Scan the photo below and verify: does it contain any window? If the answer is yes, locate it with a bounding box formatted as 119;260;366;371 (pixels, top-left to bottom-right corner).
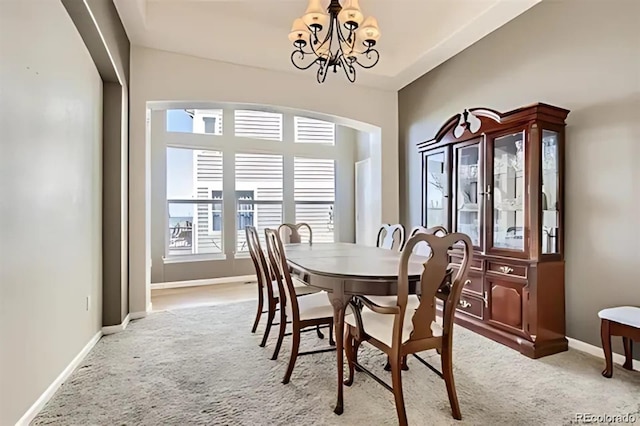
162;108;344;260
294;157;335;242
166;147;223;257
166;109;223;135
235;153;283;252
295;116;335;145
234;110;283;141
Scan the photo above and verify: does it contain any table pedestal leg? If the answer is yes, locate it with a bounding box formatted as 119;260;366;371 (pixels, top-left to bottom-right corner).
328;285;350;415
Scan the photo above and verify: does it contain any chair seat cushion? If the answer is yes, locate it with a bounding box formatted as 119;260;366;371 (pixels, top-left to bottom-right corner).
361;295;420;310
346;306;442;348
598;306;640;328
287;291;347;321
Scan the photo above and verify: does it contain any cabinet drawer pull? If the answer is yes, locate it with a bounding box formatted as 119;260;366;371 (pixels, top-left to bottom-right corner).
483;291;489;308
499;266;514;274
459;299;471;308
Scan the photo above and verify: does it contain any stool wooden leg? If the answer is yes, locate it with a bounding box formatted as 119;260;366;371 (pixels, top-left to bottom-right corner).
622;337;633;370
601;319;613;378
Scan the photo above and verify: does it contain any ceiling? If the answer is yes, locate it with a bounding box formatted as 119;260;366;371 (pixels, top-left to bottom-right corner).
113;0;541;90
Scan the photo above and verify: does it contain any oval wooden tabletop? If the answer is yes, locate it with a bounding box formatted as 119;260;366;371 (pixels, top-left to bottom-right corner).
284;242;428;280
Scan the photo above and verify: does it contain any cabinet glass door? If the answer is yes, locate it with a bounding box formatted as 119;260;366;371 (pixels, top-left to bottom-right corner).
491;131;526;251
424;150;448;229
541;130;560;254
454;142;481;246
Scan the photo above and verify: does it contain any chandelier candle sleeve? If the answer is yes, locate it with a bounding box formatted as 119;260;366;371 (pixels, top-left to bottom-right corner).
303;0;328;29
289;0;380;84
338;0;364;29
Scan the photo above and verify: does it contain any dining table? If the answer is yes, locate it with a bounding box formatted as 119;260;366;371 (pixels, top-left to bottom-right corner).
284;242;430;415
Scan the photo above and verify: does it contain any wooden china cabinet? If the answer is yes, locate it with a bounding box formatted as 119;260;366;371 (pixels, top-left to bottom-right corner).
420;103;570;359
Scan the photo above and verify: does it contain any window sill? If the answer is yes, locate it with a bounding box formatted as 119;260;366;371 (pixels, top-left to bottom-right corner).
163;254;227;264
162;252;254;264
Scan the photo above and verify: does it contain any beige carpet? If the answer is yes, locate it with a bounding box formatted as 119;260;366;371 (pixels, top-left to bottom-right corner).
34;301;639;425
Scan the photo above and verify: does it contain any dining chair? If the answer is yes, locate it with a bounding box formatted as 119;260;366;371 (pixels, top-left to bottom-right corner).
344;231;473;424
278;222;312;244
368;225;451;371
265;228;342;384
245;226;316;349
376;223;406;251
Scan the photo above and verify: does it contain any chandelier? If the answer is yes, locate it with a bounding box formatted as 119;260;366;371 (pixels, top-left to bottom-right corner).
288;0;381;84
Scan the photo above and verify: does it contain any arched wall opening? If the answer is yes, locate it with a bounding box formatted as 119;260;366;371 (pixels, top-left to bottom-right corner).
145;101;383;285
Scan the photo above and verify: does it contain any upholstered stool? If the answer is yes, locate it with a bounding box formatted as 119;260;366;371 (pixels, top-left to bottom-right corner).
598;306;640;378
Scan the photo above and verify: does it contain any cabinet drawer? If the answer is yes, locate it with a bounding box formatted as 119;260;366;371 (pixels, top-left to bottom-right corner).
463;273;483;294
450;256;483;271
448;267;483;295
456;294;484;319
487;261;527;278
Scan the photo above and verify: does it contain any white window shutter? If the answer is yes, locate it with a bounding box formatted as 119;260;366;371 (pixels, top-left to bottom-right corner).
294;157;335;242
295;116;335;144
234;110;283;141
235;153;284;250
195;150;223;182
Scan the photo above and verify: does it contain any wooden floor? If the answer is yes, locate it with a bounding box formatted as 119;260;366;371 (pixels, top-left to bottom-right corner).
151;282;258;311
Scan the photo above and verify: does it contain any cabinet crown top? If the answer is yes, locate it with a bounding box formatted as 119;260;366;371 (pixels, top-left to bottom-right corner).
417;103;570;151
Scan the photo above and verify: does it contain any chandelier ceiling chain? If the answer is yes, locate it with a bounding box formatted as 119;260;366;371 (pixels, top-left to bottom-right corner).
288;0;381;84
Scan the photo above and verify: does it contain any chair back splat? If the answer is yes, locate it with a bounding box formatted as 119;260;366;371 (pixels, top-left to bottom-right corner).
408;226;448;256
246;226;278;341
400;232;472;343
376;223;406;251
278;223;312;244
409;225;448;238
265;228;299;322
246;226;272;296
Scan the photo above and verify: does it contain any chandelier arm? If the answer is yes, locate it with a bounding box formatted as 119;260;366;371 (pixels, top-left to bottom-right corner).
308;17;334;59
316;55;331;84
334;19;356;53
292;22;328;69
338;54;357;83
352;48;380;69
291;50;322;71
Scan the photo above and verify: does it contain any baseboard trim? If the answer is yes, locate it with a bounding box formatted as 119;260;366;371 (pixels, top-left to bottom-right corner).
16;331;102;426
567;337;639;371
150;274;256;290
129;310;147;320
101;314;131;335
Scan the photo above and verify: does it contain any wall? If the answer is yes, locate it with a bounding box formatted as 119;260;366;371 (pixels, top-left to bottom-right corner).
101;81;129;325
0;0;103;424
62;0;131;326
398;0;640;357
130;47;398;311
